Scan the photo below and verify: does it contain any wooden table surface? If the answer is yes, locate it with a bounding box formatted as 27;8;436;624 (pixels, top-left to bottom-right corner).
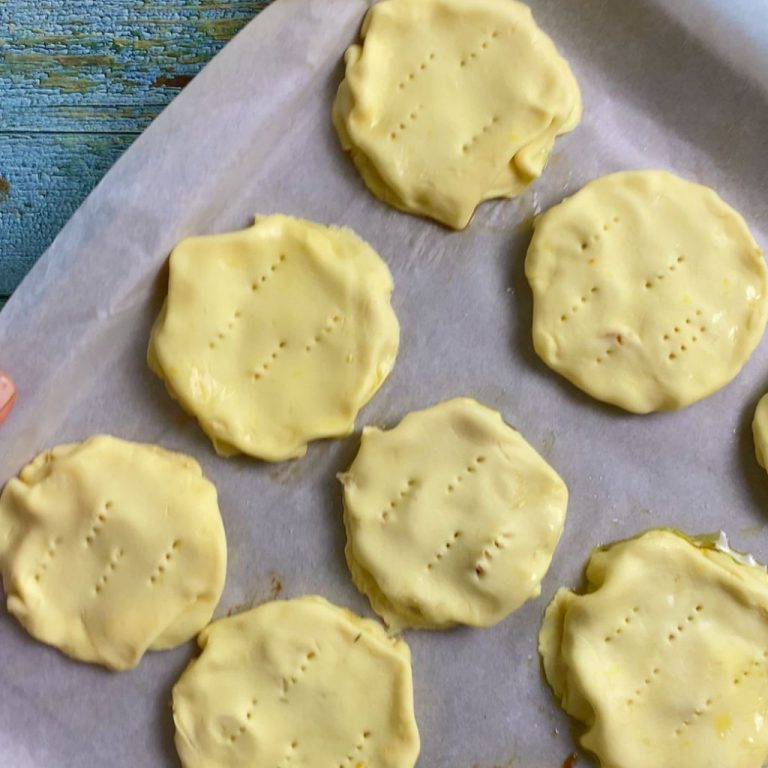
0;0;275;308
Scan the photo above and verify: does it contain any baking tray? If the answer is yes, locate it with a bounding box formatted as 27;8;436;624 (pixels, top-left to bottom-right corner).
1;0;768;765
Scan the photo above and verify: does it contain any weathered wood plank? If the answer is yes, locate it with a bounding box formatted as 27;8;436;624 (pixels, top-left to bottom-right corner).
0;0;274;306
1;0;272;114
0;132;135;298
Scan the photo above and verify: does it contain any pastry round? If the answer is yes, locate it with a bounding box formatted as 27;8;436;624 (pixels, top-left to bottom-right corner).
148;214;400;461
526;170;768;413
172;596;420;768
341;398;568;630
753;393;768;470
333;0;581;229
0;435;227;671
540;529;768;768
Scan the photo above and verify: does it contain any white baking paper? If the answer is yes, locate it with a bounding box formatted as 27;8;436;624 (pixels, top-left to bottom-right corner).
2;0;768;765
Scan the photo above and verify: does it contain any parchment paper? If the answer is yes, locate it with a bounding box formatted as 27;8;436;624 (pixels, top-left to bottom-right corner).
2;1;768;765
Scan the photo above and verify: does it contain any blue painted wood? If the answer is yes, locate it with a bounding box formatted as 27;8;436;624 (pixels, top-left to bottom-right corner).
0;0;275;308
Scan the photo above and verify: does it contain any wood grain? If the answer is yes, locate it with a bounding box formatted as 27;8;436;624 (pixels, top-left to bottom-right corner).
0;0;274;307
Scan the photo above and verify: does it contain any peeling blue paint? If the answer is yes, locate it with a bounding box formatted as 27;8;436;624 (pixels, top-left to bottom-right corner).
0;0;274;307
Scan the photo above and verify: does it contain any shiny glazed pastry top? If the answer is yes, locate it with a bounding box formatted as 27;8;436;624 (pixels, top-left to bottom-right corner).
333;0;581;228
149;214;400;461
540;528;768;768
526;170;768;413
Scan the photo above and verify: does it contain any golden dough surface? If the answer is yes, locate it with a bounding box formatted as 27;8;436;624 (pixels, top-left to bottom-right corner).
540;529;768;768
526;170;768;413
0;435;227;671
172;596;420;768
149;214;400;461
333;0;581;229
342;398;568;630
752;393;768;470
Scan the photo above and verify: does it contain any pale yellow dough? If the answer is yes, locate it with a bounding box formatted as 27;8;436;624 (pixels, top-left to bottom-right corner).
148;215;400;461
526;170;768;413
539;529;768;768
172;596;420;768
332;0;581;229
341;398;568;630
752;393;768;469
0;435;227;671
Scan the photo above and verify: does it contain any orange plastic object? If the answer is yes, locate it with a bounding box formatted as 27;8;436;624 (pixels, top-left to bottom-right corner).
0;372;15;426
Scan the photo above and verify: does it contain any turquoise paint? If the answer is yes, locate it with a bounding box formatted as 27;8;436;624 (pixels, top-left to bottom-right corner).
0;0;274;307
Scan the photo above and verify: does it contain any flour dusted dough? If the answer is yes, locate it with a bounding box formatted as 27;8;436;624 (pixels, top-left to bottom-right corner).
539;529;768;768
148;215;400;461
0;435;226;671
753;393;768;470
526;170;768;413
341;398;568;630
333;0;581;229
172;596;420;768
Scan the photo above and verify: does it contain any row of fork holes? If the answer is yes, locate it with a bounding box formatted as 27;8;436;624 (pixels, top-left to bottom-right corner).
447;455;486;493
606;604;702;645
149;540;182;584
85;500;113;546
305;315;342;352
665;310;705;360
397;52;435;90
251;254;286;292
626;665;662;706
94;548;124;594
389;105;423;141
285;649;318;690
619;605;700;708
253;342;287;380
462;116;499;154
389;35;502;149
210;255;286;351
381;479;417;522
560;287;599;323
34;536;63;581
475;532;510;577
209;311;243;349
395;27;505;86
581;217;621;250
670;651;768;737
254;313;343;380
734;650;768;686
644;256;686;289
337;730;372;768
427;531;461;570
227;699;260;743
460;30;499;67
